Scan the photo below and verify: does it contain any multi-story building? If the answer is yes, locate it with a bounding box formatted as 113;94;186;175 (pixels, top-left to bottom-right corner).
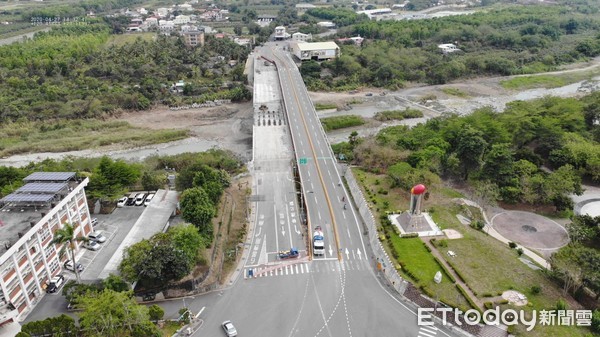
0;172;92;325
182;27;205;47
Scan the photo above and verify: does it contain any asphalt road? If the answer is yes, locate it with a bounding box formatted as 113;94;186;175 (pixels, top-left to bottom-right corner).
187;43;461;337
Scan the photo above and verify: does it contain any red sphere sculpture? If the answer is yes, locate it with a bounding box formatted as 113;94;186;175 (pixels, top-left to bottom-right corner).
411;184;426;195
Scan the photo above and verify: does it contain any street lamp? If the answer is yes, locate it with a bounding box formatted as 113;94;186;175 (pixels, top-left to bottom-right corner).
182;296;195;311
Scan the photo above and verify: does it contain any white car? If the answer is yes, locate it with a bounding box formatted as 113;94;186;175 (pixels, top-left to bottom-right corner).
64;261;84;273
144;193;155;207
221;321;237;337
117;197;127;207
46;275;65;293
84;241;100;251
134;193;146;206
88;231;107;243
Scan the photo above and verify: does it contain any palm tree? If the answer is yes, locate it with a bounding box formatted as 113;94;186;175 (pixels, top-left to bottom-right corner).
50;222;87;284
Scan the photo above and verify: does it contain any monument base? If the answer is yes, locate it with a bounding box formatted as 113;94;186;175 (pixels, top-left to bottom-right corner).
389;212;443;237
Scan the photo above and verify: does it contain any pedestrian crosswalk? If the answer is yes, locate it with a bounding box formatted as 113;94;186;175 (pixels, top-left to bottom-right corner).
417;325;438;337
244;259;369;279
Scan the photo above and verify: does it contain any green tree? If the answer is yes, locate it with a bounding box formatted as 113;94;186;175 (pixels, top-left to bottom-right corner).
300;60;321;79
77;289;160;337
50;223;87;283
180;187;216;237
21;314;77;337
119;229;201;284
170;224;205;262
87;157;141;198
141;171;163;191
148;304;165;321
481;143;515;186
103;274;130;292
454;127;488;180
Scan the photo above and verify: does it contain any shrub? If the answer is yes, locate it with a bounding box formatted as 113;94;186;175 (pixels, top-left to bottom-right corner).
148;304;164;321
401;233;419;238
456;284;481;313
320;115;365;131
509;242;517;249
555;299;568;311
471;220;485;230
484;302;494;310
436;239;448;248
517;248;524;256
592;310;600;333
433;256;457;283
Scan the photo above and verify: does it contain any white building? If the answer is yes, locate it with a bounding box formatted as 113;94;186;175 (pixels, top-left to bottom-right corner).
159;20;175;32
0;172;93;323
317;21;335;28
174;15;191;25
156;7;170;18
274;26;291;40
438;43;460;54
257;15;276;28
179;3;193;11
357;8;393;20
295;3;316;14
291;41;340;61
145;17;158;26
292;32;312;42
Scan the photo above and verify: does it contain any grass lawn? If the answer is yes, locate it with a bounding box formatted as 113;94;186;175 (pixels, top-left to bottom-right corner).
441;87;469;98
352;168;591;336
0;119;188;157
320;115;365;131
315;102;338;110
500;67;600;90
389;236;470;310
160;320;182;336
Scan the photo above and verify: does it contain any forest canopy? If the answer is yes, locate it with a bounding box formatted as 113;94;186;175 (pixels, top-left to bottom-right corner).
305;5;600;90
0;22;251;122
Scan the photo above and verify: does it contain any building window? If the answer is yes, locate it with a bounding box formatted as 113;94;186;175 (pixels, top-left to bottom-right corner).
44;245;54;258
39;226;51;242
49;260;59;274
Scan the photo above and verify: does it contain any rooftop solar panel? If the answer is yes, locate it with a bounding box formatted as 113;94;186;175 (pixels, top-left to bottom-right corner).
16;183;67;194
1;193;55;203
24;172;76;182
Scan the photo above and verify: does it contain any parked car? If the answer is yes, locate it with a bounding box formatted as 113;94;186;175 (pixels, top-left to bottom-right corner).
144;193;155;207
117;197;127;207
221;320;237;337
64;261;84;273
126;192;138;206
84;241;100;251
88;231;107;243
46;275;65;293
134;193;146;206
91;218;98;227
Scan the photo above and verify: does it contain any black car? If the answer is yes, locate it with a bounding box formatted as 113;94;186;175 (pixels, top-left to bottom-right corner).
46;275;65;293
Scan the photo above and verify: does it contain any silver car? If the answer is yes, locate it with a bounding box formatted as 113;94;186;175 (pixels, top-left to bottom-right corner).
88;231;107;243
221;320;237;337
84;241;100;251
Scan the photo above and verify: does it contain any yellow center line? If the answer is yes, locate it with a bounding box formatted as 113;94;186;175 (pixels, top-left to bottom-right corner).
273;51;343;261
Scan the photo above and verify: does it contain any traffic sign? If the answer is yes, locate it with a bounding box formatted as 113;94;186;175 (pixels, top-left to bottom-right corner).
299;158;308;165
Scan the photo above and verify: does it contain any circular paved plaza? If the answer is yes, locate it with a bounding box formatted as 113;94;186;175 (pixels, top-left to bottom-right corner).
491;211;569;250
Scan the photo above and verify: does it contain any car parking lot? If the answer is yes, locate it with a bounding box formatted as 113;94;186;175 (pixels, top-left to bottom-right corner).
24;191;176;323
77;205;145;280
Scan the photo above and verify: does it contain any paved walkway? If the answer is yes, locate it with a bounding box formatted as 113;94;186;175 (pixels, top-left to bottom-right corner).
457;199;551;270
422;238;484;311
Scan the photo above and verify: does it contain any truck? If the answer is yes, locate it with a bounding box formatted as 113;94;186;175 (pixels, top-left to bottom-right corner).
277;248;299;259
313;226;325;256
